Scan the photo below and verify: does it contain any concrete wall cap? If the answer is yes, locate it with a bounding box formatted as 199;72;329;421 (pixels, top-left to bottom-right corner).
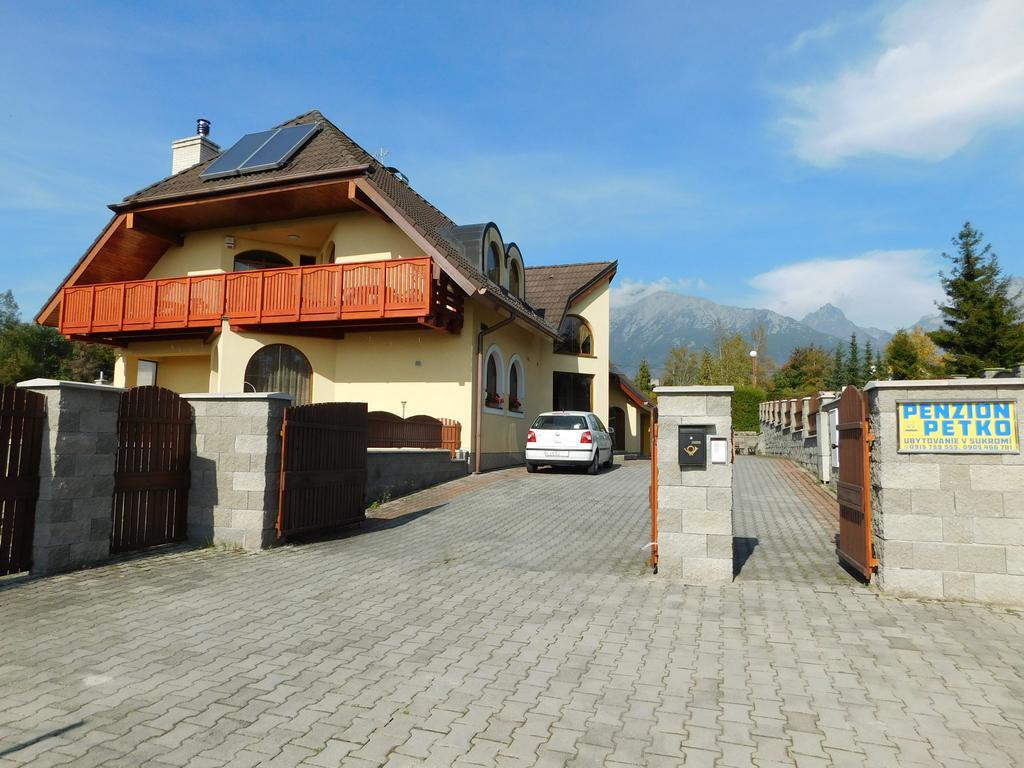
181;392;294;401
654;386;735;394
17;378;126;393
865;378;1024;391
368;447;453;454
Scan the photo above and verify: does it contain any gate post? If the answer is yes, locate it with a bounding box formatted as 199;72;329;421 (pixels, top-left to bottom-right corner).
183;392;291;550
17;379;124;575
653;386;734;584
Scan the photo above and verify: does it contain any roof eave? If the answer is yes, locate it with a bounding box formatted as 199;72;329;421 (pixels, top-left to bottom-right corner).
110;164;374;212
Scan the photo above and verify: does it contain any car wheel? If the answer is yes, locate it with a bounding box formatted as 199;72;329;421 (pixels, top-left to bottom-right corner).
604;451;614;468
526;462;537;473
587;451;600;475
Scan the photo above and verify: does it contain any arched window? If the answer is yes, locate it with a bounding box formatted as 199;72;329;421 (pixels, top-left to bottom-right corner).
485;242;501;284
508;260;522;298
483;345;504;410
554;315;594;356
244;344;311;405
233;250;292;272
508;356;525;413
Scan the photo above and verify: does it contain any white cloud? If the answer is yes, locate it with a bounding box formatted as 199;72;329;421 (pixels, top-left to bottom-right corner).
611;276;707;308
782;0;1024;165
787;19;842;54
747;249;942;329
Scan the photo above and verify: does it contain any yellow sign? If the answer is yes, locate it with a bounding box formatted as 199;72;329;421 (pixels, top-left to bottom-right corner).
897;401;1019;454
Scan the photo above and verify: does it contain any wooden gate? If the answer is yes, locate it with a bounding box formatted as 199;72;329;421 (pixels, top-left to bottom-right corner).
0;385;45;575
111;386;192;553
278;402;367;538
836;386;876;580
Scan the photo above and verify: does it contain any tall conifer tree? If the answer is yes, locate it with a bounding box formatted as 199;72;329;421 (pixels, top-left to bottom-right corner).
845;334;861;387
930;222;1024;375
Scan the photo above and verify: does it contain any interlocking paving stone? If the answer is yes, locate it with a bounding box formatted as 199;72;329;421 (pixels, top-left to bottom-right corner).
1;457;1022;766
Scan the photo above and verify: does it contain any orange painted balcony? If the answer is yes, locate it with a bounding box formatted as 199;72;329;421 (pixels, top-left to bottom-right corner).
60;258;436;337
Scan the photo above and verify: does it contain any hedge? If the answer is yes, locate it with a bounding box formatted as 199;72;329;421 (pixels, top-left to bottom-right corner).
732;385;766;432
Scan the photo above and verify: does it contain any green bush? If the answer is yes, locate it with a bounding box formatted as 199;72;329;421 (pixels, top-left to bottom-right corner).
732;385;766;432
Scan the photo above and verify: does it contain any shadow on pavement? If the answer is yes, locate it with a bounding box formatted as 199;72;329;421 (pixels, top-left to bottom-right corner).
732;536;759;577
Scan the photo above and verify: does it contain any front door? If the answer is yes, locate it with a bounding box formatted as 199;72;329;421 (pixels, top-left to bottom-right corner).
553;372;593;411
610;407;626;451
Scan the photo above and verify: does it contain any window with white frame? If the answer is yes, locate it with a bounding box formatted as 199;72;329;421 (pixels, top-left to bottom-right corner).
508;356;525;413
483;345;504;410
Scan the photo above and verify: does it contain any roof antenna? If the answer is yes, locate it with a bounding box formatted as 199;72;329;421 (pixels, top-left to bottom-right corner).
376;147;390;165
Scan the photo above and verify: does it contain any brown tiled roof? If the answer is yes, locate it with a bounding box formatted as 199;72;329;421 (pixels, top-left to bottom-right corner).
610;363;653;411
524;262;617;327
119;110;375;205
113;110;559;334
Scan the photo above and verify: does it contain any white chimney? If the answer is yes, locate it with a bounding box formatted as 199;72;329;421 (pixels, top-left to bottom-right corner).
171;118;219;174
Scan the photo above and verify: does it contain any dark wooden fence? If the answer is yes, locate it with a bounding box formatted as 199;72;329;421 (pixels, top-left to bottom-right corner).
0;385;45;575
111;386;193;553
368;411;461;457
278;402;368;538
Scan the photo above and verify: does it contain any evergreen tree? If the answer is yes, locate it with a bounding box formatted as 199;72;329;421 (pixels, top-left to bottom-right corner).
845;334;861;387
862;340;874;384
827;345;845;391
635;359;653;397
885;329;922;380
930;221;1024;375
874;350;886;380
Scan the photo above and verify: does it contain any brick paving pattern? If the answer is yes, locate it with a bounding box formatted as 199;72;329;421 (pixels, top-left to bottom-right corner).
1;457;1022;767
732;456;851;584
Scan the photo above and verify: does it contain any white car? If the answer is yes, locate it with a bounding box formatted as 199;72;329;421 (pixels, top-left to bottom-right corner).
525;411;615;474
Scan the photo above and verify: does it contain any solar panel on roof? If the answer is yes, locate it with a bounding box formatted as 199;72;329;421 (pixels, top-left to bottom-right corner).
238;123;320;173
200;130;276;180
199;122;321;180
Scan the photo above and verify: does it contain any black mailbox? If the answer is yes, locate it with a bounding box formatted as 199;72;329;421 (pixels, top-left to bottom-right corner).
678;426;708;468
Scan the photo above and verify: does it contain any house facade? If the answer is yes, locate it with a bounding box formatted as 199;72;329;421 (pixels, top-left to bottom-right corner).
38;111;651;469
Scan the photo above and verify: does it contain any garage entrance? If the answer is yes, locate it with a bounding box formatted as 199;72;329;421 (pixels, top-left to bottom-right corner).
553;372;592;411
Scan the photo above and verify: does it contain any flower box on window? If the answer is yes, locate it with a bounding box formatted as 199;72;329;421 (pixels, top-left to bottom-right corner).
509;396;522;412
485;393;504;408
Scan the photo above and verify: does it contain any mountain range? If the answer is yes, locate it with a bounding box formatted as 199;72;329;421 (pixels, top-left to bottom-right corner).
610;276;1024;376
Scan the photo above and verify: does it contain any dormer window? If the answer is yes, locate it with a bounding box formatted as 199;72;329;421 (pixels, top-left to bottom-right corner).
485;242;501;284
508;260;522;298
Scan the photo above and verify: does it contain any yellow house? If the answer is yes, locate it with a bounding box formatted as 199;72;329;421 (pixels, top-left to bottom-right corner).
38;110;650;469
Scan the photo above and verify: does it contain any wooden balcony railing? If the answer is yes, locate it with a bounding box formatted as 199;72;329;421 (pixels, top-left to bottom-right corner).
59;257;433;335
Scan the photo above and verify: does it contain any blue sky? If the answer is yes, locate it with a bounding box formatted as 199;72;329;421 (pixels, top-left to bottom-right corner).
3;0;1023;330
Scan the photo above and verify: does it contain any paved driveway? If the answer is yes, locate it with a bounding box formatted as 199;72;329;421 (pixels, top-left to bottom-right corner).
1;458;1022;767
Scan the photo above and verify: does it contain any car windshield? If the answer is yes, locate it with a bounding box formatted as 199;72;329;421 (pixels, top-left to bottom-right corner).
532;415;588;430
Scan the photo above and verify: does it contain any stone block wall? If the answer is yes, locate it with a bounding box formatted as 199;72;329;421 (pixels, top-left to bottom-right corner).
654;386;733;584
18;379;123;575
760;393;836;482
867;379;1024;605
367;449;469;504
184;393;290;550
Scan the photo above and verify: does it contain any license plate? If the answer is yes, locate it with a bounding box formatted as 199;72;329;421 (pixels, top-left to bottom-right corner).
545;451;569;458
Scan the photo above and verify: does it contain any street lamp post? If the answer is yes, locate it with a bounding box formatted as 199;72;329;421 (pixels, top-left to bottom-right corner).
749;350;758;386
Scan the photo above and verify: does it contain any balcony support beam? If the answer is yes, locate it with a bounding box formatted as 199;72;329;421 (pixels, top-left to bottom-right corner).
124;212;183;247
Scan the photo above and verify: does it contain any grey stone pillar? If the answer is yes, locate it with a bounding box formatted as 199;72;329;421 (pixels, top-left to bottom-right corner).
654;386;734;584
866;379;1024;605
183;393;290;550
18;379;124;575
